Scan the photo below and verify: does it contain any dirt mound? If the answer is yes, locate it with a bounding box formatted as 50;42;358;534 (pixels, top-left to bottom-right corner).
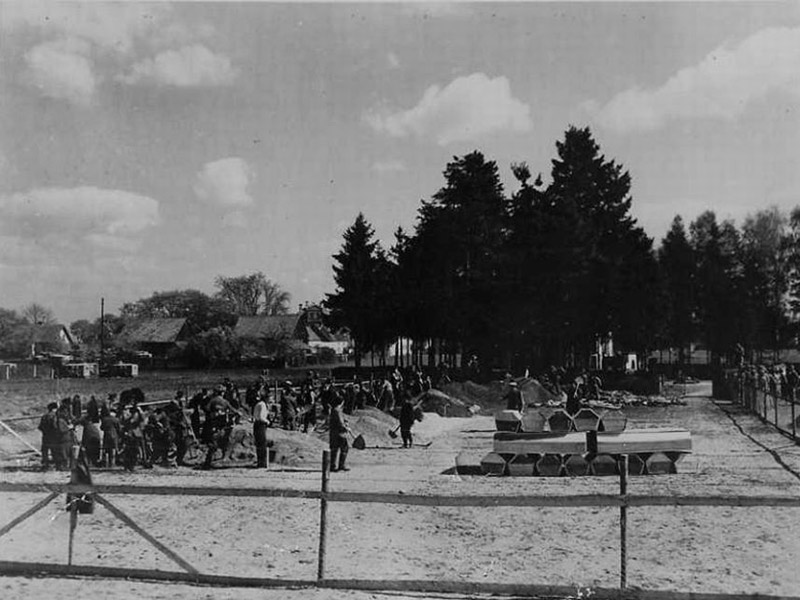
344;406;400;441
268;427;328;467
514;377;561;405
416;389;478;418
440;380;500;407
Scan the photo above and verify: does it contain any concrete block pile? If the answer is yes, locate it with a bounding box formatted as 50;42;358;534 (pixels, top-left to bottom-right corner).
481;408;691;477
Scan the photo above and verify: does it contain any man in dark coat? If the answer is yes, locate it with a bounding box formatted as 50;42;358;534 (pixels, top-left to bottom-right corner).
101;408;121;467
399;397;416;448
280;382;297;430
503;381;524;412
85;395;100;422
328;396;350;472
81;414;102;467
56;398;75;469
201;387;239;469
165;391;189;466
38;402;59;470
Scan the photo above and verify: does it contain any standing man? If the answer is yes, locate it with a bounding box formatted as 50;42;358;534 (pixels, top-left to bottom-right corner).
253;392;269;468
399;396;416;449
328;396;350;472
38;402;59;470
503;381;524;412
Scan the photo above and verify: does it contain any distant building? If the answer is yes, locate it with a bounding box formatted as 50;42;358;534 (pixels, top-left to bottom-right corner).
118;318;190;361
235;305;350;361
29;324;77;358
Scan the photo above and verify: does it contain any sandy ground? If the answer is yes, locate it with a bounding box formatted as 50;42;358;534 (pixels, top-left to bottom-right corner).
2;382;800;598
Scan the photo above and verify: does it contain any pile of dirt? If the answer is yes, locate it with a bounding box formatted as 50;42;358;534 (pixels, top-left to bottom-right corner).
309;406;431;448
268;427;327;467
439;380;500;407
416;389;479;418
518;378;562;404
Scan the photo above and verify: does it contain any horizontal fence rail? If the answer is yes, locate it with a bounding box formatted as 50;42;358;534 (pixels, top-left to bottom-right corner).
3;481;800;508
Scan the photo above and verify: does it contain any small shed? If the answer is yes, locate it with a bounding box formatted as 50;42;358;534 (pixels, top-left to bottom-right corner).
61;362;98;378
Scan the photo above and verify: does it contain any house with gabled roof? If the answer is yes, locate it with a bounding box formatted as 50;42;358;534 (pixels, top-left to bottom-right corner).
234;305;350;360
118;318;190;360
29;324;77;357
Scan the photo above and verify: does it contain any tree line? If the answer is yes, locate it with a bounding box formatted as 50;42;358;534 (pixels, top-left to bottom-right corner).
326;125;800;373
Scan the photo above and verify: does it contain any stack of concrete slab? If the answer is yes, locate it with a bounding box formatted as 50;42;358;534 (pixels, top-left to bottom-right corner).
482;407;690;476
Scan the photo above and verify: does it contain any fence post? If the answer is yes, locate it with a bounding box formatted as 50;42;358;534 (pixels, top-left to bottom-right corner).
792;390;797;442
774;391;779;429
317;450;330;582
619;454;628;594
68;502;78;566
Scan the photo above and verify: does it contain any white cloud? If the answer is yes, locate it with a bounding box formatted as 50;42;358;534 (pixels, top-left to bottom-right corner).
372;159;407;173
24;38;96;106
590;26;800;133
193;158;254;207
0;2;171;55
119;44;237;87
366;73;533;145
0;187;160;263
2;3;231;103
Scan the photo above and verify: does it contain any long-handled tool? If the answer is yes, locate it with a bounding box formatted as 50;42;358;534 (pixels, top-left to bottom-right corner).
387;396;425;439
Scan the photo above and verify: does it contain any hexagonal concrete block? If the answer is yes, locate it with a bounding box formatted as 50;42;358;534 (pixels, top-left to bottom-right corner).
665;451;688;472
480;452;508;476
645;452;675;475
590;453;619;476
627;453;647;476
495;410;523;432
536;453;564;477
548;410;574;433
598;410;627;433
563;453;591;476
572;408;601;432
508;453;538;477
522;411;546;433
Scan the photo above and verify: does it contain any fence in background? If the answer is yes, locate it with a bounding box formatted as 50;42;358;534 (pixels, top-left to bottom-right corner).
724;371;799;443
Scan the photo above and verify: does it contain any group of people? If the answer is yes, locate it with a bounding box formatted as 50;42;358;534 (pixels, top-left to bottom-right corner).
36;367;430;473
734;363;800;406
38;389;191;472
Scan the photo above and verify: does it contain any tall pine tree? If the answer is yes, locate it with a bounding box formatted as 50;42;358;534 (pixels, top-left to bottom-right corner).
325;213;382;368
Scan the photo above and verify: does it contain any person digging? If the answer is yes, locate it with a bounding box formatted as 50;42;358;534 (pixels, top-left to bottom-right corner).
327;395;351;472
398;396;416;448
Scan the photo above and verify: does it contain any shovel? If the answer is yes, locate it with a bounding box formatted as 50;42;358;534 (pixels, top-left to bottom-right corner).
388;424;400;439
351;433;366;450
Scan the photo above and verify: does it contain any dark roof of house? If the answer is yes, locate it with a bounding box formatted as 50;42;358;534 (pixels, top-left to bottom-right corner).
305;323;348;343
30;324;75;345
122;318;188;343
234;315;301;339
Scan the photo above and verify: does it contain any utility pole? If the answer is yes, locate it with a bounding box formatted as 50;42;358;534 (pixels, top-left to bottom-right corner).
99;297;105;376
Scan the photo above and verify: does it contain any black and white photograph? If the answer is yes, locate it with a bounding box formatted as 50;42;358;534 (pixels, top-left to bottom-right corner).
1;1;800;599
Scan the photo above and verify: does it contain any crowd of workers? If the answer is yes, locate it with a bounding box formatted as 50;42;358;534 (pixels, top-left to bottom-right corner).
732;363;800;404
36;366;432;474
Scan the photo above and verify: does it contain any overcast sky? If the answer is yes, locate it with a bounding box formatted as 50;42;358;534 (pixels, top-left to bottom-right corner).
2;1;799;323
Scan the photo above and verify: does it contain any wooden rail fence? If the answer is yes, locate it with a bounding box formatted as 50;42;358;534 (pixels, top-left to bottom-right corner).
1;451;800;600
